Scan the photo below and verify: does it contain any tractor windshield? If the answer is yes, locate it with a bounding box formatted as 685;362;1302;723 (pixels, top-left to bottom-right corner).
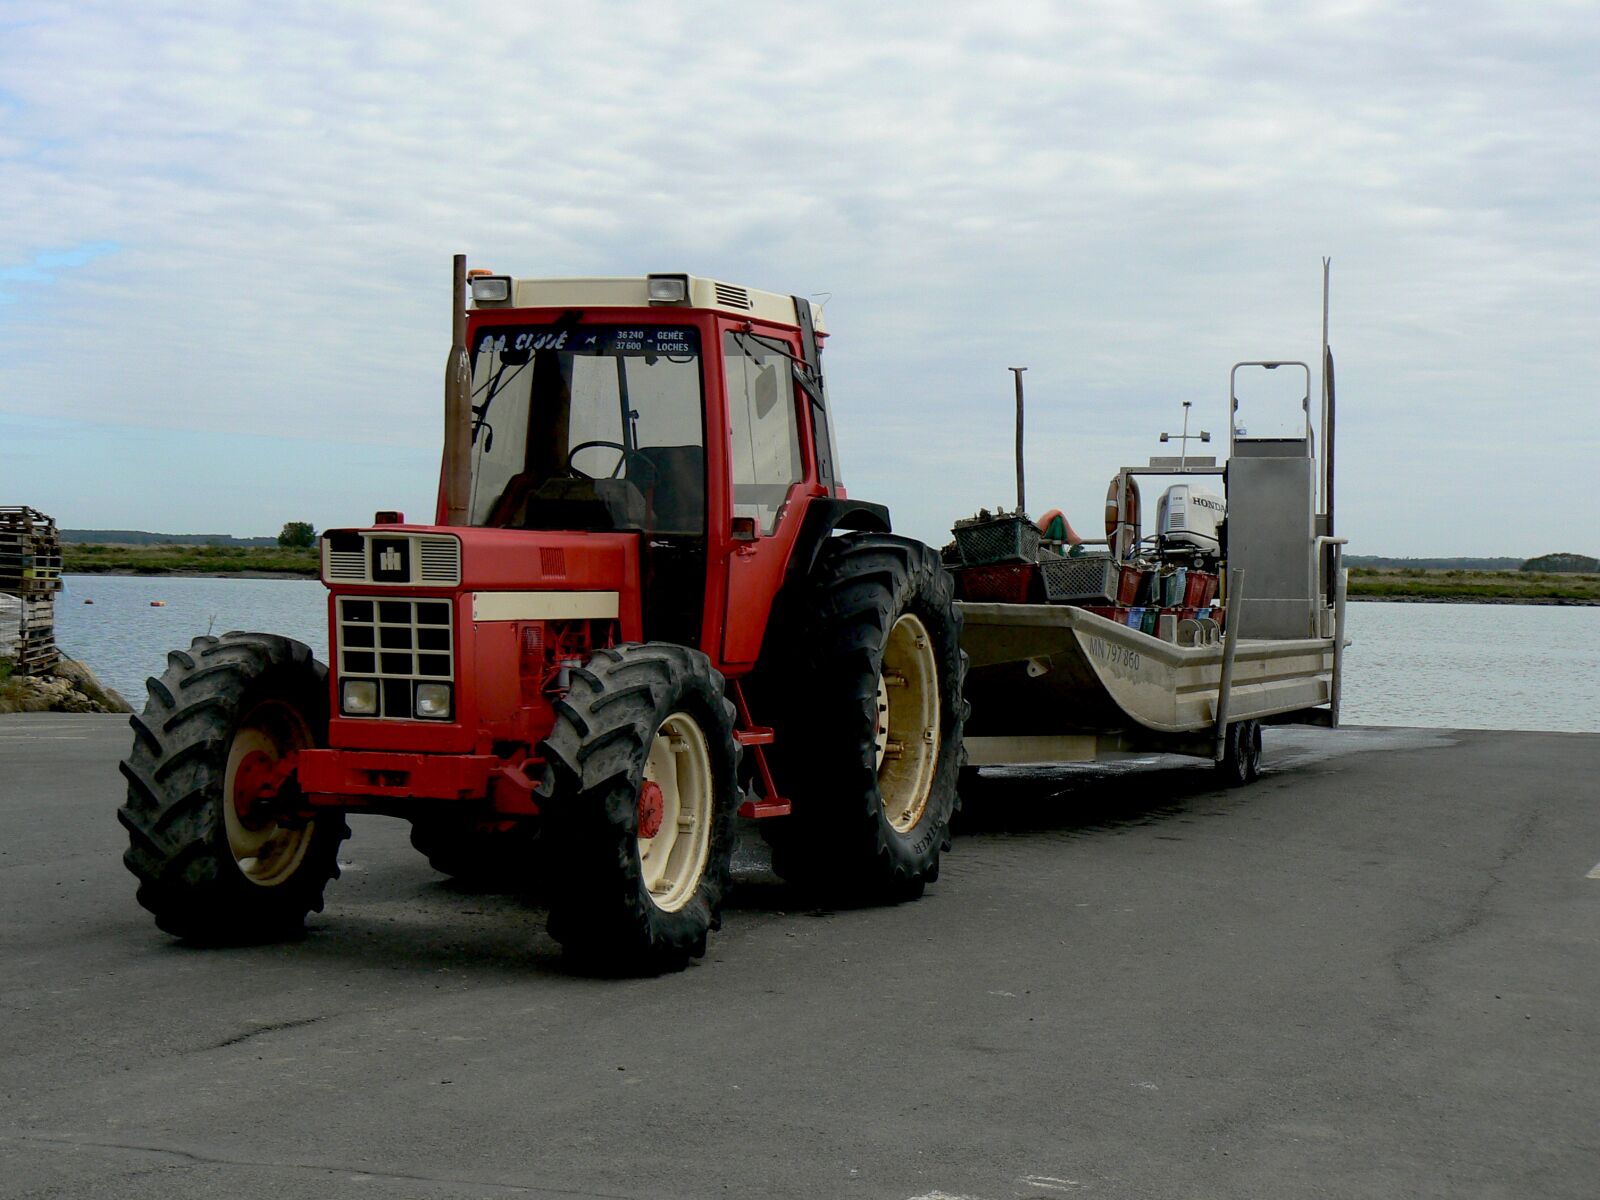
466;324;705;534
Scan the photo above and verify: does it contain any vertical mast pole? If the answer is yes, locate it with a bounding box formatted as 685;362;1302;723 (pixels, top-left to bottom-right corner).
1323;258;1335;532
1319;256;1331;515
1009;366;1028;514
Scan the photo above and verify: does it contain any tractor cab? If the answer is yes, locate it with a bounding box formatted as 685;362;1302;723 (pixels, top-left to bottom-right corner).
459;273;841;658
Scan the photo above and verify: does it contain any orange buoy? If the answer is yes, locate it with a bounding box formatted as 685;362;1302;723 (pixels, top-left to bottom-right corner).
149;601;166;607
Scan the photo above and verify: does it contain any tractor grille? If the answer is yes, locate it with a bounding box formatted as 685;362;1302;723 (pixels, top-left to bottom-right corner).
337;596;454;719
326;548;365;579
323;534;460;586
418;538;461;582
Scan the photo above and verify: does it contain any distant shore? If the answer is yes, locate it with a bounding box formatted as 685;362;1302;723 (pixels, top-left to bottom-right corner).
66;568;315;580
1346;594;1599;607
64;545;318;579
56;554;1600;606
1343;566;1600;606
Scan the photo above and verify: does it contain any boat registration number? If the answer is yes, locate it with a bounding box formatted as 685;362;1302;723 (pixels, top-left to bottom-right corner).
1087;637;1141;674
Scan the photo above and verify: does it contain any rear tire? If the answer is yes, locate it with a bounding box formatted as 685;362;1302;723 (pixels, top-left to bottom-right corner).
408;817;544;890
1217;718;1262;786
118;633;348;943
761;534;968;901
538;644;739;973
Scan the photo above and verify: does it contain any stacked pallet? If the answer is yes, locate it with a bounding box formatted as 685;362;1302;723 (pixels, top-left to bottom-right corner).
0;507;62;672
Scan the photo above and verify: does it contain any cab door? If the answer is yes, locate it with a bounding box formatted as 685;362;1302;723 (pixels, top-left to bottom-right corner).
719;323;815;667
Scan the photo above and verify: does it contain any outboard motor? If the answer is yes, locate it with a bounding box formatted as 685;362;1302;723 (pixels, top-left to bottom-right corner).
1156;484;1225;557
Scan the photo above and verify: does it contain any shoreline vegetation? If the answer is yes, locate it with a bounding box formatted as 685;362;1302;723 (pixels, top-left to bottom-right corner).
65;544;319;578
55;545;1600;604
1344;567;1600;605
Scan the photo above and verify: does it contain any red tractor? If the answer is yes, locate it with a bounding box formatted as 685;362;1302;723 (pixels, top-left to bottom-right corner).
119;261;967;971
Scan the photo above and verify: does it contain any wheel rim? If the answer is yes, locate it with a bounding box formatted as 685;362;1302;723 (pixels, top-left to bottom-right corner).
222;700;316;887
638;711;714;913
877;612;940;834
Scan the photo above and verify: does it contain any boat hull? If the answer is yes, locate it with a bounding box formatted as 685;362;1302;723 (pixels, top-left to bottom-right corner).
959;602;1334;764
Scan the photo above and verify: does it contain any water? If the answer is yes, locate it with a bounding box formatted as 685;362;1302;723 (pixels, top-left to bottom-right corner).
49;577;1600;733
56;575;327;703
1336;601;1600;733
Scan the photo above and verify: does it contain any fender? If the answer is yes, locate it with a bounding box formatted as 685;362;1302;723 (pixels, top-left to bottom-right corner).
747;495;893;703
783;497;891;588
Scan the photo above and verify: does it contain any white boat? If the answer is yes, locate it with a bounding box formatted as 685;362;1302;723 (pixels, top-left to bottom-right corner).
960;600;1340;766
952;275;1349;782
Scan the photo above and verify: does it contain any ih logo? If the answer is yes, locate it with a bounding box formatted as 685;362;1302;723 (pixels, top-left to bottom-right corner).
371;538;410;582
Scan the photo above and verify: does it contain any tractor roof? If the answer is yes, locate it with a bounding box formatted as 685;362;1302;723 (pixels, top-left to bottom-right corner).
472;274;824;333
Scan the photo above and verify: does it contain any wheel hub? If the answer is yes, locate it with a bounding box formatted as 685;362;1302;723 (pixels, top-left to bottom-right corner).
637;779;665;840
232;748;285;832
876;612;940;833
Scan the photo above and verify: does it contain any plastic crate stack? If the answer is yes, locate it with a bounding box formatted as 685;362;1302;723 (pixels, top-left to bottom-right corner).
0;507;62;673
948;511;1044;603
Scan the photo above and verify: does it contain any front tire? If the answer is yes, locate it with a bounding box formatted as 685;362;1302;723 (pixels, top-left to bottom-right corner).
538;644;739;973
762;534;968;901
118;633;348;943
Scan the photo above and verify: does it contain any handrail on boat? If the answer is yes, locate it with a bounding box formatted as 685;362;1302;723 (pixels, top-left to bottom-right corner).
1213;568;1246;762
1316;536;1349;727
1315;535;1348;604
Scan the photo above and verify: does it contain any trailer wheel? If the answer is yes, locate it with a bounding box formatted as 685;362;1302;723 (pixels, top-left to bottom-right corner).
117;633;348;943
1217;718;1263;786
538;644;739;973
408;818;545;890
762;534;968;901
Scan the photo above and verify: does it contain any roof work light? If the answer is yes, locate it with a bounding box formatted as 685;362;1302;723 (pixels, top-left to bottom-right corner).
647;274;689;304
470;275;511;304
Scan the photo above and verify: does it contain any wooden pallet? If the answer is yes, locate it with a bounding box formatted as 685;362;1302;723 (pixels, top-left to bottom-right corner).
0;578;62;596
11;643;61;672
1;509;62;672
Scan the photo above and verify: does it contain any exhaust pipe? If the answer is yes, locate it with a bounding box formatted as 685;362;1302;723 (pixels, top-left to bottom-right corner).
442;253;473;525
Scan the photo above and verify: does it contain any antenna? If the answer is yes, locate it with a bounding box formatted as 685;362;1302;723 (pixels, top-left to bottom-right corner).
1158;400;1211;471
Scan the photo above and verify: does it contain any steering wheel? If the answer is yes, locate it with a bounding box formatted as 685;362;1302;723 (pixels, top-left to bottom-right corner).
567;440;657;486
566;440;628;480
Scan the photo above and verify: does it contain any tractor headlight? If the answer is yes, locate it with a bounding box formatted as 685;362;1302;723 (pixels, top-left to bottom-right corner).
342;679;378;716
414;682;453;720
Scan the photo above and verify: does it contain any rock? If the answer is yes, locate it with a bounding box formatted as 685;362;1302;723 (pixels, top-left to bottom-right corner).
0;657;132;715
52;657;133;713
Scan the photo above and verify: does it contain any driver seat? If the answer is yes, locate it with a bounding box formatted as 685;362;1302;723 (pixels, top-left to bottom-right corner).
630;445;704;534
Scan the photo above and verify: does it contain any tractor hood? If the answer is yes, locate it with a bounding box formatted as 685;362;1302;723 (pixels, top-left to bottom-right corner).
320;524;641;610
318;525;643;754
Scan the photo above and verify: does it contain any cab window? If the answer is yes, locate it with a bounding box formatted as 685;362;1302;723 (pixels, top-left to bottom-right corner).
724;330;803;535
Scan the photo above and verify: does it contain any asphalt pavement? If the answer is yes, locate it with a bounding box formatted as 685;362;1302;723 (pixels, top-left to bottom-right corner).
2;713;1596;1199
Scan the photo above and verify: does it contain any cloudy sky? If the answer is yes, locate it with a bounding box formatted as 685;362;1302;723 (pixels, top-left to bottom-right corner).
2;1;1596;556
